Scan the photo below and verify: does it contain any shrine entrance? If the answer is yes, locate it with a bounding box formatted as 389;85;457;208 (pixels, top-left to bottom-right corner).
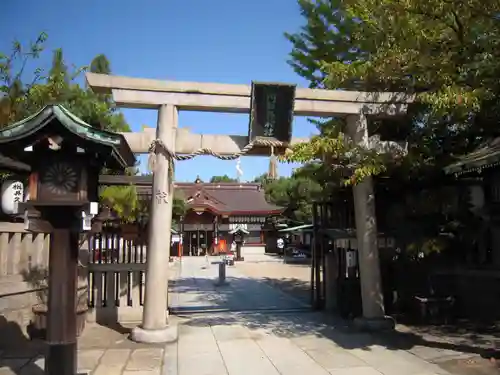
183;229;213;256
86;72;413;341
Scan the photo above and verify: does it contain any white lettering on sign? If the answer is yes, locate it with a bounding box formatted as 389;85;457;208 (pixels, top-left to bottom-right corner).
264;90;277;137
1;180;24;215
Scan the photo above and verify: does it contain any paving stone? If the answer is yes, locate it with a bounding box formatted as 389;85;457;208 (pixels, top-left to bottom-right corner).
304;347;368;370
126;348;163;371
123;371;160;375
290;334;342;351
169;257;308;313
328;368;383;375
211;324;251;342
78;349;104;372
410;345;467;362
257;335;330;375
347;346;433;375
93;349;131;375
218;338;279;375
178;352;227;375
163;341;178;375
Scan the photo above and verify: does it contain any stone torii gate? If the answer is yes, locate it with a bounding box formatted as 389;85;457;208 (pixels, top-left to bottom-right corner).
86;72;413;341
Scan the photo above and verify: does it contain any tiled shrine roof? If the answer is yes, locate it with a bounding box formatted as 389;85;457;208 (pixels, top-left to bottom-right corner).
176;182;283;215
445;137;500;175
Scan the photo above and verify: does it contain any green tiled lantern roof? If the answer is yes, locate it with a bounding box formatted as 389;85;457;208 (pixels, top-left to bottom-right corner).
0;105;135;170
444;137;500;176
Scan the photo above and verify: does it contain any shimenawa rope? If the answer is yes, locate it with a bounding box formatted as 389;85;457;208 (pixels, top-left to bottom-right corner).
147;137;287;172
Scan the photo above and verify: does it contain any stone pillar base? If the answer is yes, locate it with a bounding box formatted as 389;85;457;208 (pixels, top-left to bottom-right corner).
130;324;178;344
353;316;395;332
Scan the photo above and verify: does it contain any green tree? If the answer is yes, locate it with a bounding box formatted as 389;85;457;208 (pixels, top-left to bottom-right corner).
254;165;323;223
284;0;500;253
90;54;111;75
284;0;500;184
209;175;238;183
172;190;187;223
0;33;138;220
0;33;130;132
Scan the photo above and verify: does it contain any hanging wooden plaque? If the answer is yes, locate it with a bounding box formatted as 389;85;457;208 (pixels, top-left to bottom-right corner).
248;82;296;144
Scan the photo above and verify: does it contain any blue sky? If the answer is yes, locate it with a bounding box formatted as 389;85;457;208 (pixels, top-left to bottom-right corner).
1;0;319;182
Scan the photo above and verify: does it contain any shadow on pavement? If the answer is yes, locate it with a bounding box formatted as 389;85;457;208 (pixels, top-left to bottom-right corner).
171;274;500;375
0;316;45;375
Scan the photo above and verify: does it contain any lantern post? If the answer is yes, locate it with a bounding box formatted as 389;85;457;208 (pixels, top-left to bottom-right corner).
0;105;135;375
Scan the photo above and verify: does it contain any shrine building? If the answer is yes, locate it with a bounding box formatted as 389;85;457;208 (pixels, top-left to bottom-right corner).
175;177;283;255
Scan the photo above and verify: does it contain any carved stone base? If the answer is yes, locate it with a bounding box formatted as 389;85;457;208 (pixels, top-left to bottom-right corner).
130;324;178;344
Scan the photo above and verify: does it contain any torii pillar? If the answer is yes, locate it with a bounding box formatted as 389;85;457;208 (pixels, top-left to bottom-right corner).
346;113;394;331
131;104;178;343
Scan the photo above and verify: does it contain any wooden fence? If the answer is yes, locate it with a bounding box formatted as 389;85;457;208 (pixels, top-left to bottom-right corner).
86;221;147;323
0;223;50;277
0;223;50;335
0;220;148;333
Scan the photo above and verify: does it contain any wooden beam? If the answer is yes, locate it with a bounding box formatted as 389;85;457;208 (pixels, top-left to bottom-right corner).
0;153;30;172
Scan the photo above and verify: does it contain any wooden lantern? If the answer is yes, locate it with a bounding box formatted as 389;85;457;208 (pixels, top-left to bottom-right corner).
248;81;296;144
0;105;132;209
0;104;135;375
28;152;98;205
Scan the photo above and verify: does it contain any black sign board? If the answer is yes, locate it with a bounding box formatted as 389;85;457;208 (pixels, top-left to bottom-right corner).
248;82;296;144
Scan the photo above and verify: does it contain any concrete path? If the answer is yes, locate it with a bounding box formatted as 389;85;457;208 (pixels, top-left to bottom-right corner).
168;257;310;313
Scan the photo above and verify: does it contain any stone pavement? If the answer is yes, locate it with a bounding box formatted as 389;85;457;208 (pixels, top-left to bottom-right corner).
168;256;310;313
164;310;460;375
236;258;312;304
0;323;166;375
164;257;462;375
1;257;494;375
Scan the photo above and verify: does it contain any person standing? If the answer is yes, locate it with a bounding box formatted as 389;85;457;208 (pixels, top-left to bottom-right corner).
277;237;285;254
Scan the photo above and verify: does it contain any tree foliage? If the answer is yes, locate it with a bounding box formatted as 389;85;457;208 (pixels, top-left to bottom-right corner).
254;164;324;224
0;33;138;220
209;175;238;183
284;0;500;255
284;0;500;185
0;33;130;132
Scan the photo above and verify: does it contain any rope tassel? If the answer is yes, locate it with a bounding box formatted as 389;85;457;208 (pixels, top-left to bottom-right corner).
267;146;278;180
